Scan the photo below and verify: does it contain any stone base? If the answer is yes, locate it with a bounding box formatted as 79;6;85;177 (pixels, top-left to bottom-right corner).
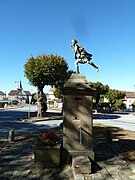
69;150;94;160
72;156;91;174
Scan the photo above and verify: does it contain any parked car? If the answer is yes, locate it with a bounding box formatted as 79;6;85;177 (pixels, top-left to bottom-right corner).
0;103;5;108
11;100;19;105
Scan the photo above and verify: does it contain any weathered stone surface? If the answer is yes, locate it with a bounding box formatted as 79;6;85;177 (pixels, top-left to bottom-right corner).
62;74;95;161
74;174;85;180
63;74;96;95
72;156;91;174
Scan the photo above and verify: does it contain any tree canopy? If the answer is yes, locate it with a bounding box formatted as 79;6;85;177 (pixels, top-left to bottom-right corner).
90;81;109;105
105;89;125;104
24;54;69;117
105;89;125;110
90;82;126;112
24;54;68;88
54;70;74;99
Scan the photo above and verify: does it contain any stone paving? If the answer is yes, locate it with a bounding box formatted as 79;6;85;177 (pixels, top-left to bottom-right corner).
0;139;74;180
1;137;135;179
91;142;135;180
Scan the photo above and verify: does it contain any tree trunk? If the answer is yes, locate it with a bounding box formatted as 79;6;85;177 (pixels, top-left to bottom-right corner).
37;87;43;117
96;95;100;105
133;105;135;112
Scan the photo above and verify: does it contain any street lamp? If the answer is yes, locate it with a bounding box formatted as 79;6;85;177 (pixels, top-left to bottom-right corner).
28;95;32;118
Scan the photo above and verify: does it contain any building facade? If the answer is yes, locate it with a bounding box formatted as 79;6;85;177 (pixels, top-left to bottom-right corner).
0;91;6;101
8;90;31;104
124;92;135;110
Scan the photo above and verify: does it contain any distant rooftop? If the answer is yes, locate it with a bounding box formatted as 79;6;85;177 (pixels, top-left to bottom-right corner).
8;90;31;96
0;91;6;95
125;92;135;98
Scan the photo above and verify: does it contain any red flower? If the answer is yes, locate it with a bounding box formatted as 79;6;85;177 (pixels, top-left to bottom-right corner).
42;131;58;140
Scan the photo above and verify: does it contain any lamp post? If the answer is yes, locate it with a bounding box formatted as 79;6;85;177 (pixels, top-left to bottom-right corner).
28;96;32;118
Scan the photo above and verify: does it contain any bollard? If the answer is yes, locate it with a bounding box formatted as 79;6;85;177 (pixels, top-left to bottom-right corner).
8;129;14;142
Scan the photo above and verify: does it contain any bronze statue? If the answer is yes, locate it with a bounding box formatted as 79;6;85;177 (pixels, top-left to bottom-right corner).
70;39;99;73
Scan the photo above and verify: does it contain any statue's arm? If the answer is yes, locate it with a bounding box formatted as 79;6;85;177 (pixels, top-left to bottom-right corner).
70;44;75;51
70;44;77;59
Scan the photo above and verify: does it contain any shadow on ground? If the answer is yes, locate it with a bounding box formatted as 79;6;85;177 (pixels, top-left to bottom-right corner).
0;110;62;138
1;110;135;178
93;125;135;162
93;113;120;120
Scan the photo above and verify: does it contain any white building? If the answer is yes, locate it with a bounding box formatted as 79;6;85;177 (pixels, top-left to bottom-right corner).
0;91;6;100
46;87;63;109
124;92;135;109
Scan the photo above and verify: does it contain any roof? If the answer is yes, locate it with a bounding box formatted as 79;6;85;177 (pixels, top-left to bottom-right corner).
0;91;6;95
24;91;31;96
125;92;135;98
8;90;31;96
8;90;18;96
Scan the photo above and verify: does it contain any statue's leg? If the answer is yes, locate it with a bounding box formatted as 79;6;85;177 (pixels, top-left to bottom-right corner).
76;64;79;73
75;59;80;73
88;61;99;72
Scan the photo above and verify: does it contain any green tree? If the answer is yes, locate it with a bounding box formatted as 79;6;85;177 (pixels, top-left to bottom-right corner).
31;92;47;112
54;70;74;99
54;86;63;99
90;81;109;106
115;99;126;111
31;93;37;104
105;89;125;111
24;54;68;117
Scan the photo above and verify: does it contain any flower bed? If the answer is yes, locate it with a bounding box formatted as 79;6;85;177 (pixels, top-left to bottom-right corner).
32;130;62;167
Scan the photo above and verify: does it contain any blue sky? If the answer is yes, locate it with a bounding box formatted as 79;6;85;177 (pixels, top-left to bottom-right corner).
0;0;135;95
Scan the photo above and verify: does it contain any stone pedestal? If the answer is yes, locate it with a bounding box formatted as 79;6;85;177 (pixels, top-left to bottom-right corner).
72;156;91;174
62;74;96;170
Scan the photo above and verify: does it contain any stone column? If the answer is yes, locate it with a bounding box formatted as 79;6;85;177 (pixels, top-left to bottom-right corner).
62;73;96;162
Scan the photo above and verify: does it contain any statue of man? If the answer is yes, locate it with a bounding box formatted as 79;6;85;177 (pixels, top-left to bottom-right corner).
70;39;99;73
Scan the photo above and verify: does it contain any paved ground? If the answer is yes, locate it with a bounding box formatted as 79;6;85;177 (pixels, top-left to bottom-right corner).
33;112;135;132
0;139;74;180
1;137;135;180
0;106;62;138
1;107;135;179
1;106;135;138
93;112;135;131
